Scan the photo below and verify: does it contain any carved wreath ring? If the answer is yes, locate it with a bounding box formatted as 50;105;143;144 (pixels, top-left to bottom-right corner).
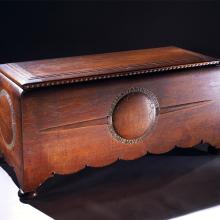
108;87;160;144
0;89;16;150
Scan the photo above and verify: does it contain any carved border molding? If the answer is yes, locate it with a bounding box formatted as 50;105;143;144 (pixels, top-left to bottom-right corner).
20;61;220;89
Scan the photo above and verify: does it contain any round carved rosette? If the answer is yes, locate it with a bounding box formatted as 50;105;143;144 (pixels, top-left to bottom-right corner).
0;89;16;150
108;88;159;144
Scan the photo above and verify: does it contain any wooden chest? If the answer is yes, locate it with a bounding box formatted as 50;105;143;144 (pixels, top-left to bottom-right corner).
0;46;219;197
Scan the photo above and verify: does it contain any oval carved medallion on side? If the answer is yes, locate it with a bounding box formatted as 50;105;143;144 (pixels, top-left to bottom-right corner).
108;88;159;144
0;89;16;150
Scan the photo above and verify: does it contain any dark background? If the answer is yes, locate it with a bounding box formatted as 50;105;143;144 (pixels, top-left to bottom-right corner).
0;1;220;64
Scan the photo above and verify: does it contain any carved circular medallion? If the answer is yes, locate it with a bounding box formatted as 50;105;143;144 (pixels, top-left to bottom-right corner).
0;89;16;150
108;88;159;144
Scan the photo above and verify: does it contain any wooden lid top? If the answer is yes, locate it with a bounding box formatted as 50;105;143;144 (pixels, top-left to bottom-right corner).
0;46;219;90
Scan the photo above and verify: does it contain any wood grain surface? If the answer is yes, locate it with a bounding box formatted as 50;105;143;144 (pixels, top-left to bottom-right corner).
0;47;219;193
21;65;220;192
0;46;218;89
0;73;23;189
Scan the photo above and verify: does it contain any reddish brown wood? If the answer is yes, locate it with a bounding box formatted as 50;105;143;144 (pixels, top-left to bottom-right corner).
0;46;218;89
0;46;219;193
0;91;14;145
0;73;23;188
112;93;152;140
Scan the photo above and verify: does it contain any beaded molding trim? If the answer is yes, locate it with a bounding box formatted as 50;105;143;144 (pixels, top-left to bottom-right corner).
108;87;160;144
23;61;220;90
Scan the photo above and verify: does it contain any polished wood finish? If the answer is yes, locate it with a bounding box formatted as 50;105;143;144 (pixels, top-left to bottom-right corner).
0;46;218;89
0;46;219;193
113;93;152;140
0;91;14;145
0;73;23;188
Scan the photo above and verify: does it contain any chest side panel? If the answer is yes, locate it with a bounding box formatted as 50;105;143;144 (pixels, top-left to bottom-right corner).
0;72;23;186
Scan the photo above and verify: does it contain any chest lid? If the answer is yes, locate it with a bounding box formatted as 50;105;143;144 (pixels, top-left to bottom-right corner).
0;46;219;90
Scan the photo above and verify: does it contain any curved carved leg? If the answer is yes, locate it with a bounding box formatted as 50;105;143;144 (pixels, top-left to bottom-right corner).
18;189;37;202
